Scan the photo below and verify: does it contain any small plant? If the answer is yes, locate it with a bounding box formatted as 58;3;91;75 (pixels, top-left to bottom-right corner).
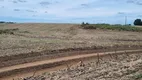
133;74;142;80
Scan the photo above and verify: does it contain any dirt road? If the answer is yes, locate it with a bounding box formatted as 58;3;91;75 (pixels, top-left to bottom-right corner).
0;49;142;80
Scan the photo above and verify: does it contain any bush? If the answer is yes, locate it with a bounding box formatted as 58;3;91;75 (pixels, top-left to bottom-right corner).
133;74;142;80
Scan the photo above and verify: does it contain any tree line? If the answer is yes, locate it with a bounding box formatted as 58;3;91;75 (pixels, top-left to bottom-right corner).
0;21;15;24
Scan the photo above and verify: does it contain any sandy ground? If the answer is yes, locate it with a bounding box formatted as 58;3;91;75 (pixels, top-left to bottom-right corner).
1;49;140;73
0;49;141;80
0;23;142;57
23;52;142;80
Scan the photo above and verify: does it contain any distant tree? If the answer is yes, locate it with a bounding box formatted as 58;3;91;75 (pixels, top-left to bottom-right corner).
86;22;89;25
134;19;142;25
128;24;131;26
0;21;5;23
81;22;86;27
82;22;85;25
0;21;15;24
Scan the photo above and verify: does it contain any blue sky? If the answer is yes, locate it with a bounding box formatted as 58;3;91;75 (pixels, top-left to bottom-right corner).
0;0;142;24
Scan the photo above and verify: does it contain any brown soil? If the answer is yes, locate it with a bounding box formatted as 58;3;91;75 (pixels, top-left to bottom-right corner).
0;45;141;68
1;23;142;57
0;49;142;80
23;52;142;80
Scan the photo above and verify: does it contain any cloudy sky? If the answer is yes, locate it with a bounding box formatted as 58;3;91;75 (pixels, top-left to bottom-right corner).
0;0;142;24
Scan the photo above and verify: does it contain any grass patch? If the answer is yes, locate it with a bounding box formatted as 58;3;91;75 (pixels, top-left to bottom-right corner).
81;23;142;32
0;28;19;34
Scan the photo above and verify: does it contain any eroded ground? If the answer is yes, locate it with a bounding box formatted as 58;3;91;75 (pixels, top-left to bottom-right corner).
24;53;142;80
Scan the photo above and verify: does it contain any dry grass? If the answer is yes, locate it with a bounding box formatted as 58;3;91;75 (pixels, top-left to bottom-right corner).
0;23;142;56
135;26;142;28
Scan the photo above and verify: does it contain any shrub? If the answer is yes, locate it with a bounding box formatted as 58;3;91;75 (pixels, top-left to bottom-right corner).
133;74;142;80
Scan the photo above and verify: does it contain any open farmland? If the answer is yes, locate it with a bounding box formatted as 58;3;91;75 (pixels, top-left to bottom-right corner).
0;23;142;80
0;23;142;57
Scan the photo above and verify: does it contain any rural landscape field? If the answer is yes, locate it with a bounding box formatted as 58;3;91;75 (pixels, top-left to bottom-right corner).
0;23;142;57
1;0;142;80
0;23;142;80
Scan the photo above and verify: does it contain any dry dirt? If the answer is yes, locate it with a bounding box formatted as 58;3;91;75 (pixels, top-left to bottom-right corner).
0;23;142;80
0;49;141;73
23;52;142;80
0;23;142;57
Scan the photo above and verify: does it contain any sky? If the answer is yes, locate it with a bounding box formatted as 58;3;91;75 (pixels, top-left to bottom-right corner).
0;0;142;24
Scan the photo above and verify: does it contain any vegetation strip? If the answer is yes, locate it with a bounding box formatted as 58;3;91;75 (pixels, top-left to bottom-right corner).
81;23;142;32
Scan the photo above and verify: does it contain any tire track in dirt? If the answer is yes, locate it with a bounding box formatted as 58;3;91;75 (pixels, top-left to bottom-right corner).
0;49;142;79
0;45;141;68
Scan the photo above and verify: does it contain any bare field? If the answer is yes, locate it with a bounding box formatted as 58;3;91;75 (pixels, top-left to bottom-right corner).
23;52;142;80
0;23;142;57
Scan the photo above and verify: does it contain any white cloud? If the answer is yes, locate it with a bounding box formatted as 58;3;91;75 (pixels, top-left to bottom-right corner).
0;0;142;24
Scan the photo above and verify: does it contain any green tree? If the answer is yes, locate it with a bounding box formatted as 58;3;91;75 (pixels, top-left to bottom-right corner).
134;19;142;25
